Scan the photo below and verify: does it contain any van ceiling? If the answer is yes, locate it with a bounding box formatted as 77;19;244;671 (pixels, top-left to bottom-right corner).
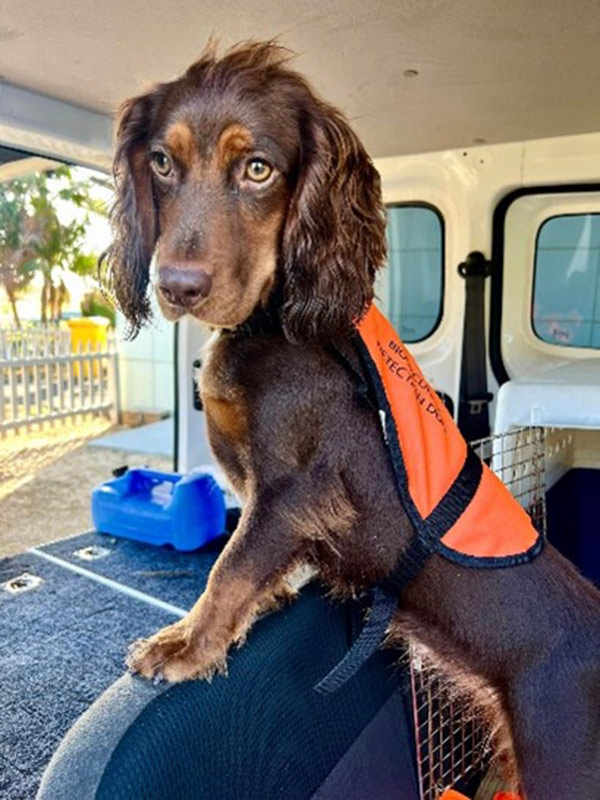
1;0;600;158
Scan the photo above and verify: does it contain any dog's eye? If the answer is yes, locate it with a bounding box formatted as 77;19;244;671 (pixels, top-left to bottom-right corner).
245;158;273;183
150;151;173;177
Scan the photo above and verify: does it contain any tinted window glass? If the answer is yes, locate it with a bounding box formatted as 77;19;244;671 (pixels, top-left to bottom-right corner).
378;205;443;342
533;214;600;348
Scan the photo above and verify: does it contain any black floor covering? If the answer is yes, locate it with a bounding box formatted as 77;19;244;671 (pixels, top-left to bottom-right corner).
0;533;222;799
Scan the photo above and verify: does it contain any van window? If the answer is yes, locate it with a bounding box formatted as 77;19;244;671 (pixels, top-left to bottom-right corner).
533;213;600;348
381;205;443;342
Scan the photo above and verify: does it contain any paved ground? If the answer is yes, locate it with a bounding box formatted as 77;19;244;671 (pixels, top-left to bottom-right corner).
89;418;173;455
0;419;173;558
0;417;113;502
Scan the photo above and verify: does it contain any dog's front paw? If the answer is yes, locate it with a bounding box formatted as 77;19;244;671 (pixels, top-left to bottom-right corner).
127;621;227;683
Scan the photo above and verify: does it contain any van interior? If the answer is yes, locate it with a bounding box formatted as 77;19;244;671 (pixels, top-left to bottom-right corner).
1;3;599;799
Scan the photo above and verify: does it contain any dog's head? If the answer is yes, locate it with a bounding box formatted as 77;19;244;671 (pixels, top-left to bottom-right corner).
101;41;386;342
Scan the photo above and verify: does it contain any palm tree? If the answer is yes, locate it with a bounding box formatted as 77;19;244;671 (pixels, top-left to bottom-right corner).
0;166;108;324
0;182;39;327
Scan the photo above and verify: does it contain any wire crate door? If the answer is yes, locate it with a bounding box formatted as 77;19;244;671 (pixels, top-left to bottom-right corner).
409;427;546;800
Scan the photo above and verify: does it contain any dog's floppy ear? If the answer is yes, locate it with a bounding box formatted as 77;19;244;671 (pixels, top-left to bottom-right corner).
280;103;387;343
99;94;159;337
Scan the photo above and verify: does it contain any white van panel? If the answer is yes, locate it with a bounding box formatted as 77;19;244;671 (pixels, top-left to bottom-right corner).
0;80;112;170
375;132;600;424
502;191;600;379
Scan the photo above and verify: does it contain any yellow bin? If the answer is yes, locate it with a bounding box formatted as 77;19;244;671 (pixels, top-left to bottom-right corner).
67;317;110;378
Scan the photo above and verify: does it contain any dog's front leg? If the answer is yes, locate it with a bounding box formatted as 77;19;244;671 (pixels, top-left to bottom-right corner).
127;498;304;682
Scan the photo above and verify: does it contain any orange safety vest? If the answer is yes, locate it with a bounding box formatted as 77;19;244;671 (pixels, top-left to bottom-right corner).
316;304;544;694
355;304;543;568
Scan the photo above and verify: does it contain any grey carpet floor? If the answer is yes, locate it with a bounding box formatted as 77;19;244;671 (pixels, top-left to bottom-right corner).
0;536;221;799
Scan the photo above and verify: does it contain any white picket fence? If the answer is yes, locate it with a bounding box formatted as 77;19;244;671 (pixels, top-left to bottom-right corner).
0;326;118;434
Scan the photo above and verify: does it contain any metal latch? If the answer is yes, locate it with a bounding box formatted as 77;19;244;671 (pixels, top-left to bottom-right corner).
73;545;112;561
466;394;493;415
2;572;44;595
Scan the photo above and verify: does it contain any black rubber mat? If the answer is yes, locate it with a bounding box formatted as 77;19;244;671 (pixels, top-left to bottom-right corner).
0;538;222;799
36;529;226;610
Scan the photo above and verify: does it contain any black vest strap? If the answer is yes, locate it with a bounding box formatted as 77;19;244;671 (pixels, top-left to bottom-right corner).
381;530;433;594
313;586;398;695
315;343;481;694
314;532;434;694
421;446;483;543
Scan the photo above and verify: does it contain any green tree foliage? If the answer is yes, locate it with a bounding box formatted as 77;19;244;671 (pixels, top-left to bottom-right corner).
81;288;116;327
0;165;109;325
0;180;38;327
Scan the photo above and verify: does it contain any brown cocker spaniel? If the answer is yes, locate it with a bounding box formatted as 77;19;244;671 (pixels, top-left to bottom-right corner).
101;42;600;800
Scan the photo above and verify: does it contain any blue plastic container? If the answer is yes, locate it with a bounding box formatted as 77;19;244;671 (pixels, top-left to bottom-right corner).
91;468;226;552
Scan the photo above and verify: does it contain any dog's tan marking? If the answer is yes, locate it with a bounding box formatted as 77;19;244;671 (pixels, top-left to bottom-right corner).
203;396;248;441
165;120;197;166
239;203;285;306
215;123;253;169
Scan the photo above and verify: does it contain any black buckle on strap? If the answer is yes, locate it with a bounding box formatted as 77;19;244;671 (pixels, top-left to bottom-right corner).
466;393;493;415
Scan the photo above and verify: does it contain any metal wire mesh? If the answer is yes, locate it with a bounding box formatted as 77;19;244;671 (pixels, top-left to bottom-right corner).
410;648;492;800
471;426;547;538
410;426;547;800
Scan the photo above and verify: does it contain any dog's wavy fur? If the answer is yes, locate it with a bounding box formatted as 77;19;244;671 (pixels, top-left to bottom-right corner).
100;41;386;342
102;42;600;800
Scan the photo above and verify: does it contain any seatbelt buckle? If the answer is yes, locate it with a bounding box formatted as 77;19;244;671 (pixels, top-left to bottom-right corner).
465;393;493;415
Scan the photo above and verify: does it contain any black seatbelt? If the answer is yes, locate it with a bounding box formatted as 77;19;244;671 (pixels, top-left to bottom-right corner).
457;251;493;442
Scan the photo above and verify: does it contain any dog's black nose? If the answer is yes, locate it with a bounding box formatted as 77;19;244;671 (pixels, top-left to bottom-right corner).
158;266;212;307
